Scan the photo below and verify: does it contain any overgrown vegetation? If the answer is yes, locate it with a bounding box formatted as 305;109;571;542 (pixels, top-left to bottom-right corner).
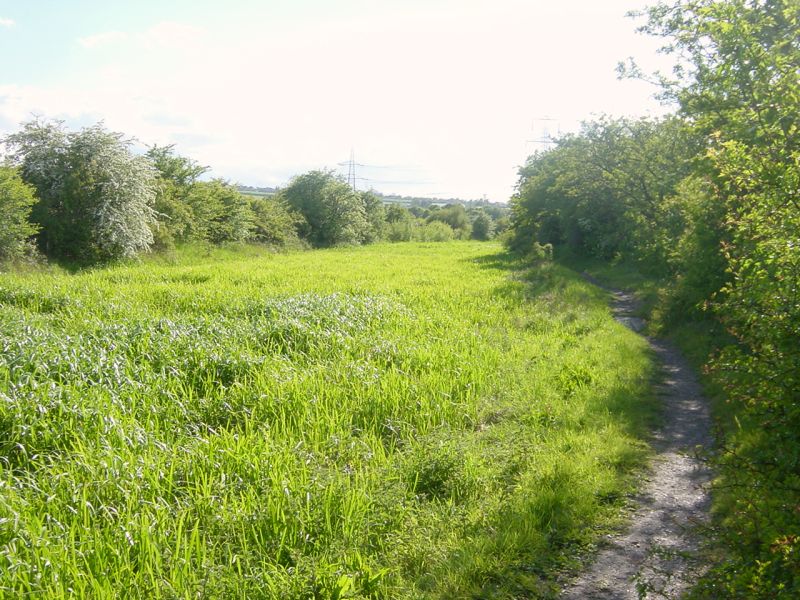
0;125;508;268
4;119;158;263
0;166;38;262
0;242;657;598
2;0;794;595
508;0;800;596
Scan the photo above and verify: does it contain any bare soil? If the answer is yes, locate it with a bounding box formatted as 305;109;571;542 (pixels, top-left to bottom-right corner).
561;287;712;599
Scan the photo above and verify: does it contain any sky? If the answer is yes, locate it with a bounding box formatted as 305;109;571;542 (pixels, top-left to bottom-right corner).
0;0;675;202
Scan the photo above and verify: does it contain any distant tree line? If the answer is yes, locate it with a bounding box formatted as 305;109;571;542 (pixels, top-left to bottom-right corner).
508;0;799;595
0;120;508;266
237;184;277;196
375;191;508;210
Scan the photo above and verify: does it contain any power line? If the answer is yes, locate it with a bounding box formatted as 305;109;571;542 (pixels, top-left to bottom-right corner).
336;162;397;169
337;151;432;190
354;177;434;185
345;149;357;192
526;116;562;151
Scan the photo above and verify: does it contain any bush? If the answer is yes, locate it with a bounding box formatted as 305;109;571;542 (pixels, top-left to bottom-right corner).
4;119;157;263
249;197;304;248
426;204;471;238
415;221;454;242
0;166;39;262
386;220;413;242
188;180;254;244
470;211;494;240
280;170;371;247
531;242;553;261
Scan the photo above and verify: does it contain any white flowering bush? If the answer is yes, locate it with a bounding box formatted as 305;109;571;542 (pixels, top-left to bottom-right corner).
3;119;157;263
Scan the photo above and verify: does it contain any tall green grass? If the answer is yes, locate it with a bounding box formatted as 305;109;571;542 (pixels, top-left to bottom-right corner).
0;242;656;598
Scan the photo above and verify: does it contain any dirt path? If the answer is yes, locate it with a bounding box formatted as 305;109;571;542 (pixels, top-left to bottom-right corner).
561;287;712;599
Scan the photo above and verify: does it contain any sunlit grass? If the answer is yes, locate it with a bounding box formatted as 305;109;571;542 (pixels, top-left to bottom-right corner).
0;242;656;598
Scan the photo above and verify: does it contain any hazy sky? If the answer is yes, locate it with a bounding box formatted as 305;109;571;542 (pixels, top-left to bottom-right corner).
0;0;674;201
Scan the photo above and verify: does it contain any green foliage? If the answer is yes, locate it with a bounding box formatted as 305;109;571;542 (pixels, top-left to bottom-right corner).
0;166;39;262
508;1;800;593
385;203;412;224
249;196;304;248
408;205;428;219
386;220;414;242
385;205;415;242
146;146;301;250
659;175;728;323
280;170;373;247
415;220;454;242
190;179;255;244
146;145;208;246
0;242;657;598
149;179;195;249
531;242;553;262
3;119;157;263
146;147;257;246
426;203;472;239
509;116;698;268
634;1;800;596
146;144;208;187
493;215;511;235
470;210;494;240
359;190;387;243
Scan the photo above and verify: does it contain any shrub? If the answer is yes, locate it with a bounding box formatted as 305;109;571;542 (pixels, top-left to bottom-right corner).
470;211;494;240
0;166;39;262
386;220;413;242
4;119;157;263
415;221;454;242
279;170;371;247
531;242;553;261
249;196;304;248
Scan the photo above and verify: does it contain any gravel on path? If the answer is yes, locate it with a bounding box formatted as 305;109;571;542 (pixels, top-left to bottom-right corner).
561;287;712;599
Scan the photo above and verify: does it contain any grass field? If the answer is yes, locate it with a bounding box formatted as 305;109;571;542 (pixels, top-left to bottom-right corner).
0;242;656;598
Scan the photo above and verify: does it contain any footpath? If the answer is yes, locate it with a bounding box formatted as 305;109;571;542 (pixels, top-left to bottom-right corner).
562;286;712;599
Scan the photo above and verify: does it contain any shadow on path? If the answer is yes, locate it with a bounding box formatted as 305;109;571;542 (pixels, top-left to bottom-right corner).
561;282;712;599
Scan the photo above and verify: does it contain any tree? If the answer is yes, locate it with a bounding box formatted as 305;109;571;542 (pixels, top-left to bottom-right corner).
279;170;371;247
187;180;254;244
470;210;494;240
508;116;697;266
249;196;304;247
427;204;471;238
146;144;208;188
145;147;273;248
146;145;209;246
0;166;39;261
359;190;386;243
637;1;800;594
385;204;415;242
3;119;157;263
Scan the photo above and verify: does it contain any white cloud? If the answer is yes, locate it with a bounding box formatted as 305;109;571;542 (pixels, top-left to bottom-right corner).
0;17;15;27
77;30;128;49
